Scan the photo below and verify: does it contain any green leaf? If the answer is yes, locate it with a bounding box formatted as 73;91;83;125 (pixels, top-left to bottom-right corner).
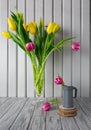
38;19;42;37
15;9;20;20
49;99;62;105
42;37;74;68
9;31;25;51
43;30;47;45
46;33;55;51
18;16;32;44
35;28;44;64
55;37;74;48
10;11;18;25
18;16;25;42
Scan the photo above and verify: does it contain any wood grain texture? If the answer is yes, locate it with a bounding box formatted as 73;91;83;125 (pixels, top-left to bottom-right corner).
74;98;91;129
77;98;91;120
0;98;17;119
46;98;62;130
0;98;90;129
10;99;36;130
0;97;8;105
28;98;46;130
0;98;27;130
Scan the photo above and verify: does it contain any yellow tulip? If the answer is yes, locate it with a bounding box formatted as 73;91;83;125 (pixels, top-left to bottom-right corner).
8;18;16;30
23;23;27;31
47;22;53;34
27;22;37;35
53;24;60;33
47;22;56;34
2;31;11;39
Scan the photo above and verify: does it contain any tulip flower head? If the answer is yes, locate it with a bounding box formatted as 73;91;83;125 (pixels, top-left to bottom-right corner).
27;22;37;35
47;22;60;34
53;24;60;33
42;102;51;111
54;76;63;85
72;42;80;51
2;31;11;39
8;18;16;31
23;23;27;31
47;22;55;34
26;42;35;51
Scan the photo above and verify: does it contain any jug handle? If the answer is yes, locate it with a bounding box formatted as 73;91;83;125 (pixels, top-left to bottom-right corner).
73;87;77;98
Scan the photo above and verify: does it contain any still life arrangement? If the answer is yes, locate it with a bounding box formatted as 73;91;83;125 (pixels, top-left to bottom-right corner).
2;9;80;116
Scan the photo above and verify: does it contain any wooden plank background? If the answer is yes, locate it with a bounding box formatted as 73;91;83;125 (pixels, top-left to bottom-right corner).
0;0;90;97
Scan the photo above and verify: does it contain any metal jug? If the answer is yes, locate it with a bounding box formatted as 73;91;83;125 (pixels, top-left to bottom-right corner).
63;86;77;108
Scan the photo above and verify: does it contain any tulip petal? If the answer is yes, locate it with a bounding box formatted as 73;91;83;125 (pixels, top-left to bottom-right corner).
26;42;35;51
8;18;16;31
2;31;11;39
72;42;80;51
54;76;63;85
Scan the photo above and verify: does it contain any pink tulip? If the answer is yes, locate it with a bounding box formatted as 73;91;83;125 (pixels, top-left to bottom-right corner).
54;76;63;85
26;42;35;51
42;102;51;111
72;42;80;51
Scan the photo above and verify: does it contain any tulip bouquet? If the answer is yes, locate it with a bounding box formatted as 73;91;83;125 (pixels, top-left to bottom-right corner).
2;9;73;96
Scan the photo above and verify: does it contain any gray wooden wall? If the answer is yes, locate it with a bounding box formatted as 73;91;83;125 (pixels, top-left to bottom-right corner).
0;0;90;97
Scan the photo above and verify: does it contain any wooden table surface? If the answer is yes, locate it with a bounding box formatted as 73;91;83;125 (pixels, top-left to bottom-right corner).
0;97;91;130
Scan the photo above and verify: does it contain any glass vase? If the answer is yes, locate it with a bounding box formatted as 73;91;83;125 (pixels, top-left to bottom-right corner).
33;64;45;96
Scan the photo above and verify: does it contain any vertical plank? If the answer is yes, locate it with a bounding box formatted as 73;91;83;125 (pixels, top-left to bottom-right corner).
0;0;8;96
81;0;90;97
54;0;63;97
35;0;44;97
63;0;72;86
35;0;44;22
17;0;26;97
8;0;17;97
72;0;81;96
44;0;53;97
26;0;35;97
